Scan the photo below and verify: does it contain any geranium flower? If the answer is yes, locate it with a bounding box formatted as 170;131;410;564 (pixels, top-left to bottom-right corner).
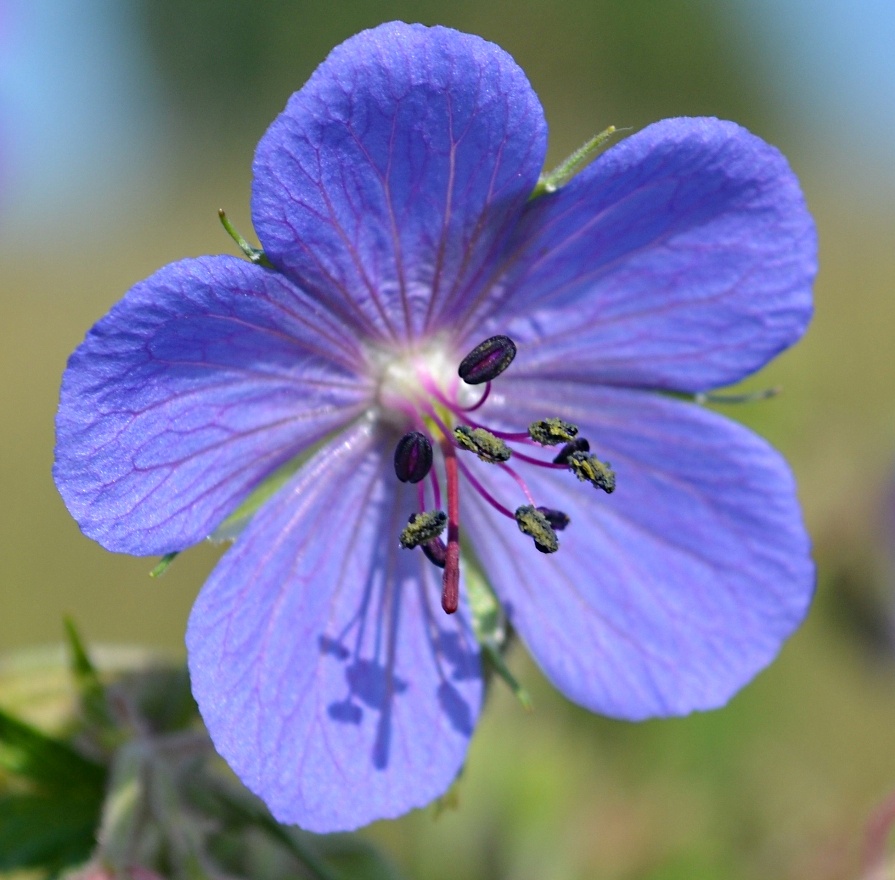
54;22;816;832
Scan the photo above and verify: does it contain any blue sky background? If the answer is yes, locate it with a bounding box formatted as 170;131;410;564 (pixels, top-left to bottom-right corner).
736;0;895;173
0;0;893;229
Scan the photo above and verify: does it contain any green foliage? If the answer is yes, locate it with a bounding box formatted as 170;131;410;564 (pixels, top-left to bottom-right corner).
0;628;407;880
0;709;105;791
0;708;106;875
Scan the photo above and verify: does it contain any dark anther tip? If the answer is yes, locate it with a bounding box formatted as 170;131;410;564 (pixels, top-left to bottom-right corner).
421;537;448;569
536;506;570;531
457;335;517;385
553;436;590;465
394;431;433;483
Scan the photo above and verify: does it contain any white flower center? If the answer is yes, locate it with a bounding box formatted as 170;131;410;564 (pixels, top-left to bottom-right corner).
368;339;476;430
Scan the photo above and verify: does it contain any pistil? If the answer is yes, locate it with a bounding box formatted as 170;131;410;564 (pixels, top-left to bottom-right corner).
441;440;461;614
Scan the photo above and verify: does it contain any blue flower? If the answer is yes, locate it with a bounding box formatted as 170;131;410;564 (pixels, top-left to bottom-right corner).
54;23;816;832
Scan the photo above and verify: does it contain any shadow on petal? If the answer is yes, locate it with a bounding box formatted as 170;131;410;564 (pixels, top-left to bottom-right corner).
437;682;475;736
346;659;409;710
434;629;481;682
327;699;363;725
318;634;350;660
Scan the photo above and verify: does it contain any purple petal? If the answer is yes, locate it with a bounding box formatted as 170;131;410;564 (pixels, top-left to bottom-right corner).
187;421;482;832
475;118;815;392
463;381;813;719
252;22;547;343
54;256;370;555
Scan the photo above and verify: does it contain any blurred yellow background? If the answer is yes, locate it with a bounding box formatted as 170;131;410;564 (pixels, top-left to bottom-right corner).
2;2;895;878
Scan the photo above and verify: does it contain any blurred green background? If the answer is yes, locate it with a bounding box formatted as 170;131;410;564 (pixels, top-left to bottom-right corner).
2;1;895;878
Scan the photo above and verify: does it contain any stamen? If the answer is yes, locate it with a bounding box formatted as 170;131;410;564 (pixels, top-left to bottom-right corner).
463;381;492;413
454;425;511;463
421;537;448;569
457;335;517;385
567;452;616;493
553;437;590;464
528;418;579;445
537;507;570;531
441;442;461;615
400;511;447;549
455;457;516;519
514;505;559;553
421;368;492;414
428;464;442;510
394;431;433;483
500;462;537;506
509;448;568;469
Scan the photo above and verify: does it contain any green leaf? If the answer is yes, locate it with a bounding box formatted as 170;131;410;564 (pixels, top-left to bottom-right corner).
0;791;99;872
63;617;115;731
0;707;106;792
316;835;408;880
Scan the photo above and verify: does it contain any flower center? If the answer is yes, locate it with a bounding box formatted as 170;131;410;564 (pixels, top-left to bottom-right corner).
374;340;472;428
372;335;615;615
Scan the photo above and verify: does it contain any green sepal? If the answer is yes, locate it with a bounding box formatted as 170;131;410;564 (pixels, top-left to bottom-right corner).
149;551;179;578
218;208;273;267
530;125;622;199
210;433;335;543
433;784;461;819
663;385;782;406
463;554;533;711
693;386;781;405
210;456;305;543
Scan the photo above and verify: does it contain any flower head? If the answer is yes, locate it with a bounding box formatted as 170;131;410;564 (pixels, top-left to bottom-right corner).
54;23;816;832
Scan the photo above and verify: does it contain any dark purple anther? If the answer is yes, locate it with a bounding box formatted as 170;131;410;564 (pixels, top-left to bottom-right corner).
421;537;448;569
394;431;433;483
536;507;570;531
553;436;590;465
457;335;517;385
